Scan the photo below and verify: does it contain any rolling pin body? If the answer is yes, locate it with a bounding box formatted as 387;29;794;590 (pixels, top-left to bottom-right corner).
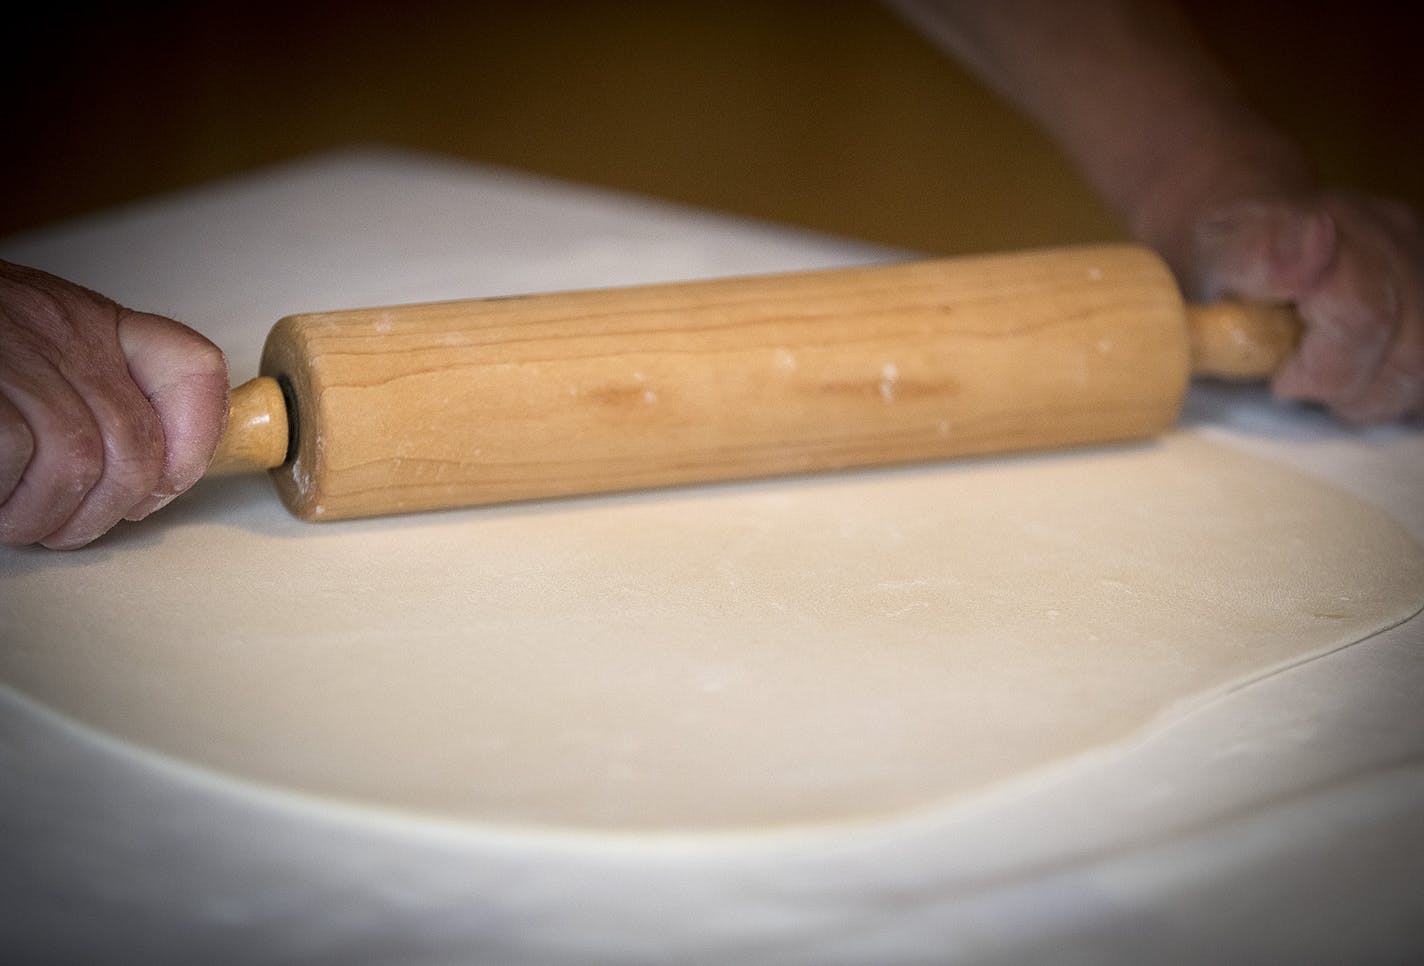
211;244;1295;521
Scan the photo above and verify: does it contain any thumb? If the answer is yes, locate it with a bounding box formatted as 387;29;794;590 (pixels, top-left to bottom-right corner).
1191;200;1337;301
116;311;229;521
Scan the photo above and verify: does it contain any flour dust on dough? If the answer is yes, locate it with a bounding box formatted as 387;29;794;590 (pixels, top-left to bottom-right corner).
2;433;1421;833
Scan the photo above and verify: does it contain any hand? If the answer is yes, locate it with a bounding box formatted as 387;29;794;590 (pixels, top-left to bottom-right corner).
1183;191;1424;424
0;261;229;549
883;0;1422;425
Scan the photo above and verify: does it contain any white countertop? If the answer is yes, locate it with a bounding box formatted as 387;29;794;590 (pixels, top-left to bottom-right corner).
2;148;1421;964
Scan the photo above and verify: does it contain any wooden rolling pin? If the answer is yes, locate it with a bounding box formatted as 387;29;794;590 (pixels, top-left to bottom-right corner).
208;244;1298;521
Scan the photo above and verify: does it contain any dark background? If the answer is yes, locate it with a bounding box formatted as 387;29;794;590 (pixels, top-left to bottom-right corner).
7;2;1421;255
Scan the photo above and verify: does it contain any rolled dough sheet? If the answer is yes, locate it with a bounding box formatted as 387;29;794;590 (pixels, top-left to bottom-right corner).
1;433;1420;834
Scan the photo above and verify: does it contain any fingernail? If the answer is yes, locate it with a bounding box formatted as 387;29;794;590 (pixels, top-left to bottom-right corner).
125;492;178;523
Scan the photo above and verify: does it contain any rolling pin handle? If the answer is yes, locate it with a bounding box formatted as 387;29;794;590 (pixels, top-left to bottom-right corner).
1186;300;1303;381
207;376;291;476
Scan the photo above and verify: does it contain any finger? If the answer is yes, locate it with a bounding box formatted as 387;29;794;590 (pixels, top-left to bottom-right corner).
0;363;105;546
1273;203;1413;413
116;310;228;521
1333;227;1424;422
1338;315;1424;423
0;391;34;504
37;355;167;550
1193;201;1336;301
1273;255;1399;408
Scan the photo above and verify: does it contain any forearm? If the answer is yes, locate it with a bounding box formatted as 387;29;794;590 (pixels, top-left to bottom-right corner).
887;0;1313;274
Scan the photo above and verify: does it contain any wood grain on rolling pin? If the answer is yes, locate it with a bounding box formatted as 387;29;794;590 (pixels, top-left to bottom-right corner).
211;244;1296;521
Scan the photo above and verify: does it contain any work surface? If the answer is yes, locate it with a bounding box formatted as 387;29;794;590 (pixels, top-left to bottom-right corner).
2;149;1422;964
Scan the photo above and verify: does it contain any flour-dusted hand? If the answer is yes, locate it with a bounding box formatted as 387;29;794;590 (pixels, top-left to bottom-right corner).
1186;192;1424;423
0;261;229;549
